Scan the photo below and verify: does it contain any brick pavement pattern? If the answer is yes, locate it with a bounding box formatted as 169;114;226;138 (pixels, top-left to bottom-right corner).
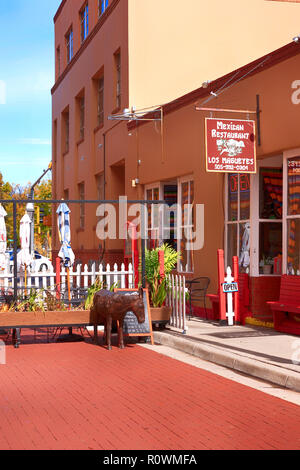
0;330;300;450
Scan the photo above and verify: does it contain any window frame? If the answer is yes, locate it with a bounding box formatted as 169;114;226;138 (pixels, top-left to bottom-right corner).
98;0;108;16
145;176;194;273
114;50;121;110
97;75;104;127
79;95;85;141
283;148;300;275
225;173;251;274
177;175;194;274
80;2;89;43
66;27;74;64
78;182;85;229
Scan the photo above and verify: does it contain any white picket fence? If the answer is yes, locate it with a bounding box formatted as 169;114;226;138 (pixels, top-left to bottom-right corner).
0;262;135;299
166;274;187;334
0;263;187;334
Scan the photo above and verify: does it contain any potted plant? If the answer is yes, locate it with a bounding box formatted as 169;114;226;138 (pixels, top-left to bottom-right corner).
260;256;273;275
145;243;180;325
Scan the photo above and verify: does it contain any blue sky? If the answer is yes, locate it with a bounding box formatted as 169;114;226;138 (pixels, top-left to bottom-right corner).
0;0;61;187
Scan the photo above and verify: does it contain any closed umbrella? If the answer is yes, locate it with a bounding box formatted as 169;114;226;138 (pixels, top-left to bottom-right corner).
18;213;32;295
57;203;75;269
0;204;7;271
56;203;82;341
57;202;74;302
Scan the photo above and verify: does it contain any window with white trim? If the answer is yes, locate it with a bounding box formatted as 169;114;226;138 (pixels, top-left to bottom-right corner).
225;174;251;273
66;28;73;64
80;3;89;43
286;156;300;275
178;178;194;273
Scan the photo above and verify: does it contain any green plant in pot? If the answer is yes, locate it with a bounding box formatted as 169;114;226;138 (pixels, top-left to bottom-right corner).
145;243;180;324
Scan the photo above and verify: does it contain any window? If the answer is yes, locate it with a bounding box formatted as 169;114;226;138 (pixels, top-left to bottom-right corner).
79;96;85;140
56;46;61;78
78;183;85;229
80;3;89;43
66;28;73;64
146;186;161;249
225;174;251;273
96;173;105;200
97;76;104;127
145;180;194;272
62;109;69;154
286;156;300;274
258;167;282;274
98;0;108;16
114;51;121;110
178;179;194;273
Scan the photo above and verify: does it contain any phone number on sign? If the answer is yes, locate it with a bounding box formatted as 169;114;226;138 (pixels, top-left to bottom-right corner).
212;164;251;171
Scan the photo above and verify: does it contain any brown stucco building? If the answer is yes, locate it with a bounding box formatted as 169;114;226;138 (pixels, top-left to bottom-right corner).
52;0;300;322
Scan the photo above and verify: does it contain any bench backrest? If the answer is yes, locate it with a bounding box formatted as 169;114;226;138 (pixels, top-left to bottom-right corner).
279;275;300;304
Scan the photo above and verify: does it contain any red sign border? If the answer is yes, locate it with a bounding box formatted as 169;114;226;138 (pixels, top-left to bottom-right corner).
205;117;257;174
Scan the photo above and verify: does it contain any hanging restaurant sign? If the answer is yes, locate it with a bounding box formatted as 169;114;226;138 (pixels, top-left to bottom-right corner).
205;118;256;173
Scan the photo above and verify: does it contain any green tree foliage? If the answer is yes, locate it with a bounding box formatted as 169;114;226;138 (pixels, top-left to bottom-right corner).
0;172;52;254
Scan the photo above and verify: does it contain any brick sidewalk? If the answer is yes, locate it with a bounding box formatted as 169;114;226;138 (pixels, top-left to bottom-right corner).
0;330;300;450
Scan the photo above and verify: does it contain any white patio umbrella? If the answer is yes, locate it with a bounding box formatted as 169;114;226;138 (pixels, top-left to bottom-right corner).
57;203;75;268
0;204;7;271
57;203;75;306
18;213;33;294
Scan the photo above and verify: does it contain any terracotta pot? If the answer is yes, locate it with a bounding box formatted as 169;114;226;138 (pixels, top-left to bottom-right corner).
262;265;272;275
150;306;172;323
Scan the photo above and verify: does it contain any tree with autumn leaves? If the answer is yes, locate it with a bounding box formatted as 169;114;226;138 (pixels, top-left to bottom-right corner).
0;172;52;257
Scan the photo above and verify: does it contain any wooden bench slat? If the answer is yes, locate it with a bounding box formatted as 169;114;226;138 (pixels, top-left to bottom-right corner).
268;275;300;335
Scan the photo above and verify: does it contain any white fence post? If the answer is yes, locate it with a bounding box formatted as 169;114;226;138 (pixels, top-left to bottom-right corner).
168;273;187;334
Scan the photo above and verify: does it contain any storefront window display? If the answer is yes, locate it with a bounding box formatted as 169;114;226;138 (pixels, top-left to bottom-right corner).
287;156;300;275
258;167;282;275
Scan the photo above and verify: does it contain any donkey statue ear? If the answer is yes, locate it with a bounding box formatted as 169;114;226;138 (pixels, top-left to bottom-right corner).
139;287;143;298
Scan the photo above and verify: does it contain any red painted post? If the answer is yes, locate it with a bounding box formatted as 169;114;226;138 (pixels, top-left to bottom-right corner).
217;249;227;324
159;250;165;279
233;256;239;324
56;257;61;300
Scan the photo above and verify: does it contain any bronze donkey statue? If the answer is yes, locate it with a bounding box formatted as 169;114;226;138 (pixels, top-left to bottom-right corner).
91;288;145;350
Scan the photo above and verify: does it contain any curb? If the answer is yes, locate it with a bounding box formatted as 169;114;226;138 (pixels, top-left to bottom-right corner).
153;331;300;393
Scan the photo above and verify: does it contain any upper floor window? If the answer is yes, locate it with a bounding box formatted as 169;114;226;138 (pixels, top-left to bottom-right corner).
62;108;70;154
80;3;89;43
79;182;85;229
56;46;61;78
97;76;104;127
114;51;121;110
66;28;74;64
98;0;108;16
79;96;85;140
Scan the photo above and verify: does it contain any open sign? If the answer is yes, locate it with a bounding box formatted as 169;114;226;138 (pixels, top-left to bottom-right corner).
222;282;238;293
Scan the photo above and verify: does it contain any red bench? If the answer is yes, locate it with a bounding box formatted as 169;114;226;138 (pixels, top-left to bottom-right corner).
207;273;250;323
267;275;300;335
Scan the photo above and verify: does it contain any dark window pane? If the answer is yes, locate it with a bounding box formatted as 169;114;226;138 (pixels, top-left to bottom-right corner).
259;167;282;220
259;222;282;274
